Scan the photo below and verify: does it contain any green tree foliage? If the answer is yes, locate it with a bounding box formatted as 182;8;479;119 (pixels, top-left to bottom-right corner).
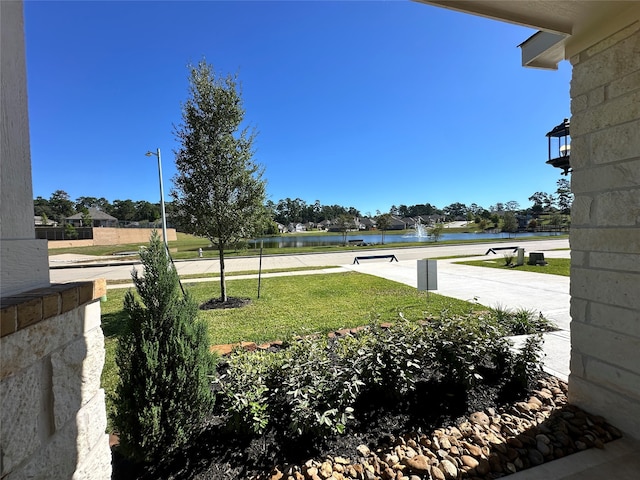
502;211;518;237
376;213;392;244
555;178;573;214
113;232;215;463
428;222;444;242
49;189;75;223
111;199;137;222
172;60;266;302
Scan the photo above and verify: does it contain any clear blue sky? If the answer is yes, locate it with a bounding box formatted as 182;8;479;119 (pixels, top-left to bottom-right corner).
24;0;571;216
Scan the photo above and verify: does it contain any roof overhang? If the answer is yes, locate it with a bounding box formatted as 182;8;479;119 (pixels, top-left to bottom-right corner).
414;1;640;70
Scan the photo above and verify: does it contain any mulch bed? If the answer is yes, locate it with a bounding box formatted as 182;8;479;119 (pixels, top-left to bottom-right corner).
200;296;252;310
111;371;622;480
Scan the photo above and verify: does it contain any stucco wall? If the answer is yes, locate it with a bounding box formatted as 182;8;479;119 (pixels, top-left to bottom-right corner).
0;0;49;296
1;281;112;479
568;21;640;438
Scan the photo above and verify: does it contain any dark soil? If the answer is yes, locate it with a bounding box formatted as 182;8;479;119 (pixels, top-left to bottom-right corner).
200;297;251;310
111;369;541;480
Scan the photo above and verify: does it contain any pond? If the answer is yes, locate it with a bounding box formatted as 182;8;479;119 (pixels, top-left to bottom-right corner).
249;231;561;249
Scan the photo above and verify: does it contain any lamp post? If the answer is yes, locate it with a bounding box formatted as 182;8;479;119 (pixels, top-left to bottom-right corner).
145;148;169;254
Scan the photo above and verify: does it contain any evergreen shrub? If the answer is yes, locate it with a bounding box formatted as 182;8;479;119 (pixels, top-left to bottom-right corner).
113;232;215;463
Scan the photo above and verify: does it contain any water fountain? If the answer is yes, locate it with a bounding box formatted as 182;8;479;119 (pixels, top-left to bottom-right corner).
404;218;429;238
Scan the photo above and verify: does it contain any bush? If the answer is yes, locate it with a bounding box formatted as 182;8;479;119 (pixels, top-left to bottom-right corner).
113;232;216;463
213;313;546;441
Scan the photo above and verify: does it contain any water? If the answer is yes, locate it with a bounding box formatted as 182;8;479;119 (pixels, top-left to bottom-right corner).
249;231;560;249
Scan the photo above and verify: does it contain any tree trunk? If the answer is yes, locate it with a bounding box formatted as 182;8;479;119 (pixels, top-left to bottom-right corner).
219;245;227;302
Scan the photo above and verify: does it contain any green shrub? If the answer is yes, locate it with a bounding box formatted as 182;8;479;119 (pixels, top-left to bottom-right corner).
280;337;363;436
215;348;284;435
431;315;512;388
491;306;557;335
113;232;216;463
213;312;545;440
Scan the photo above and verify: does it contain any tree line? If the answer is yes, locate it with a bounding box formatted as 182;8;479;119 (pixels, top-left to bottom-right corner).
34;178;572;228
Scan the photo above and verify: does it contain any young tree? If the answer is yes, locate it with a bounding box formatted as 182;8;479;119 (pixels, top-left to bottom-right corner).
172;60;266;303
376;213;392;244
428;222;444;242
502;211;518;237
114;232;215;463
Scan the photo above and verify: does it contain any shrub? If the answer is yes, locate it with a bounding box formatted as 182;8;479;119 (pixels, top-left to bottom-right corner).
431;315;512;388
215;348;282;435
491;305;557;335
113;232;216;463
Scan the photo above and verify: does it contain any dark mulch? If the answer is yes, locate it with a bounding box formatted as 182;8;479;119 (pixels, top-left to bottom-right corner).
111;369;541;480
199;297;251;310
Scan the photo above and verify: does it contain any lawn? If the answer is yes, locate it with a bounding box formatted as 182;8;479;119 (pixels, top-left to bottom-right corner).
456;256;570;276
100;271;480;427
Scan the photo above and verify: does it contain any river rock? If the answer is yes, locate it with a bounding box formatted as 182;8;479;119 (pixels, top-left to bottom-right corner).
439;460;457;479
404;455;430;473
461;455;478;468
430;465;445;480
470;412;490;426
528;449;544;466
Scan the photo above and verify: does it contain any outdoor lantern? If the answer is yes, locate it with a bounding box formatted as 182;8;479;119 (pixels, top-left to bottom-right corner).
546;118;571;175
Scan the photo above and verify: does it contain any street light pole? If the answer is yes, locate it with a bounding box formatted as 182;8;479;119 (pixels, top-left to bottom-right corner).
145;148;169;254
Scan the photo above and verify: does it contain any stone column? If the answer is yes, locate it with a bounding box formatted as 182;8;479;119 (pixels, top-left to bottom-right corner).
568;21;640;438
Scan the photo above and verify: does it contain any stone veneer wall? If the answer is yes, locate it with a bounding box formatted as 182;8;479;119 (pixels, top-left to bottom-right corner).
1;280;112;479
568;21;640;438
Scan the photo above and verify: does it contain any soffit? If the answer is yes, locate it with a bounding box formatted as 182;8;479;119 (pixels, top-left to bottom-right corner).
414;1;630;36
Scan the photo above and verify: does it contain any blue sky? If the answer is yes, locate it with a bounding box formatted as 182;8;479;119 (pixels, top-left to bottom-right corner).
24;0;571;215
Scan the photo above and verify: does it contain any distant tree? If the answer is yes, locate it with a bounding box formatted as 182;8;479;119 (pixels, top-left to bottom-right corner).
49;190;75;223
397;205;410;217
40;212;50;226
528;191;554;214
134;200;160;222
428;223;444;242
443;202;467;219
64;223;78;239
376;213;392;245
75;196;110;211
505;200;520;212
172;60;266;303
112;199;137;222
502;211;518;237
333;214;355;245
34;196;53;219
555;178;573;214
80;207;93;227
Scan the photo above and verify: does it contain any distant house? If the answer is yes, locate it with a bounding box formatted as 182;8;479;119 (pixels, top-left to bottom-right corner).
387;215;407;230
34;215;57;226
287;222;305;233
317;219;332;231
359;217;377;230
66;207;118;227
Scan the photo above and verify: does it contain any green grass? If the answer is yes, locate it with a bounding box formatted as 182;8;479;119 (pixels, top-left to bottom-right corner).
456;256;570;276
105;265;340;285
100;271;479;427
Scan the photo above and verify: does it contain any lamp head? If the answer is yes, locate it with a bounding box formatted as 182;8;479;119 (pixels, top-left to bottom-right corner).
145;151;154;157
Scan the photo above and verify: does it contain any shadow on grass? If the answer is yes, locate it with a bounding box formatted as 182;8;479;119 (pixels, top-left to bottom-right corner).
102;311;129;338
